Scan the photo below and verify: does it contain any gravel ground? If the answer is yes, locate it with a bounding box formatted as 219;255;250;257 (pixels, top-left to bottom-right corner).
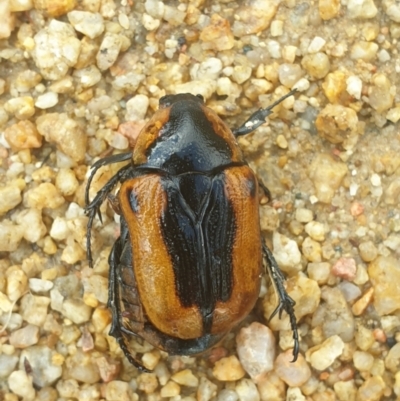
1;0;400;400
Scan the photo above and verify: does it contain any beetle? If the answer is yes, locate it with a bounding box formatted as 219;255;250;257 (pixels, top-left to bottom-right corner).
85;90;299;371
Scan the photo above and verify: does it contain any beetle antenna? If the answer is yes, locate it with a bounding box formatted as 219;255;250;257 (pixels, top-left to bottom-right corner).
233;88;297;137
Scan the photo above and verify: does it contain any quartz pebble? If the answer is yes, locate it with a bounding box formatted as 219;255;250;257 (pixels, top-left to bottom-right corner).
368;256;400;315
306;335;344;370
197;377;217;401
67;10;104;38
347;0;378;19
309;154;348;204
301;52;330;80
212;356;245;381
4;120;42;150
319;0;341;20
235;378;260;401
97;33;122;71
36;113;87;162
331;257;357;281
313;287;355;342
9;324;39;348
8;370;36;400
315;104;358;144
171;369;199;387
161;381;181;397
0;183;23;215
33;20;81;80
104;380;132;401
357;376;385;401
287;275;321;321
272;232;302;274
200;14;234;51
20;346;63;387
236;322;275;382
275;350;311;387
232;0;279;36
0;354;19;378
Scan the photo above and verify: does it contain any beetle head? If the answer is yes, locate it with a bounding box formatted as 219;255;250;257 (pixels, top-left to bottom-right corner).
159;93;204;109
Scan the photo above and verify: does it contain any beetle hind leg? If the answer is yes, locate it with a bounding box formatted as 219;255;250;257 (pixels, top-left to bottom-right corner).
107;225;149;372
262;241;300;361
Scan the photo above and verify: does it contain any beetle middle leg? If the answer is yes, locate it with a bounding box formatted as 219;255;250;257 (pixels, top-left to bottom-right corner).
262;241;299;361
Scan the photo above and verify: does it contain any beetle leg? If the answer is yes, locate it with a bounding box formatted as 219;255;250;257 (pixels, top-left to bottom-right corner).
232;89;297;137
85;162;132;268
257;178;271;204
85;152;132;206
107;224;150;373
262;241;300;362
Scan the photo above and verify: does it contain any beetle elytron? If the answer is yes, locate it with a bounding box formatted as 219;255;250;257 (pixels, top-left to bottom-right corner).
85;90;299;371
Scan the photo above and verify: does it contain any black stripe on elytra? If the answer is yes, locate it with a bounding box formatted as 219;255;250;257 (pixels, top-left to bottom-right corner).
160;173;236;334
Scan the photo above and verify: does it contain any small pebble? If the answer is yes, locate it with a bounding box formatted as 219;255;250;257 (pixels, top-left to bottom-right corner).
235;378;260;401
275;351;311;387
33;20;81;80
35;92;58;109
272;232;302;274
236;322;275;382
171;369;199;387
9;324;39;348
352;287;374;316
347;0;378;19
212;356;245;382
4;120;43;150
304;221;325;241
301;52;330;80
200;15;234;51
368;256;400;315
137;372;158;394
309;153;348;204
306;335;345;370
20;345;63;387
197;377;217;401
353;350;374;372
97;33;122;71
67;10;104;38
302;237;322;262
104;380;131;401
8;370;36;400
357;376;385;401
161;381;181;398
331;257;357;281
319;0;341;20
20;294;50;326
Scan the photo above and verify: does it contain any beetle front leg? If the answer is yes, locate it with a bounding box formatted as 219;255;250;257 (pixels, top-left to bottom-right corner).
262;241;299;361
233;89;297;137
85;162;132;267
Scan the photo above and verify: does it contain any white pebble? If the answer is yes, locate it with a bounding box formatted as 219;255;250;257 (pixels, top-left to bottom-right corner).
346;75;362;100
8;370;35;400
29;278;54;293
270;20;283;36
307;37;326;53
267;40;281;58
125;94;149;122
370;173;381;186
35;92;58;109
67;11;104;39
306;335;345;370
